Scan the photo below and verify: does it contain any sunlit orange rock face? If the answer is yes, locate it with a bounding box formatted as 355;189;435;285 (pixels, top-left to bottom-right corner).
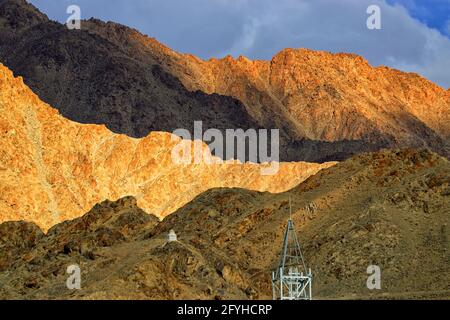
0;64;335;231
163;49;450;145
113;27;449;155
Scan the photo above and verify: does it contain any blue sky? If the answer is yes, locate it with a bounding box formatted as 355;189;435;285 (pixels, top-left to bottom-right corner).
386;0;450;36
28;0;450;88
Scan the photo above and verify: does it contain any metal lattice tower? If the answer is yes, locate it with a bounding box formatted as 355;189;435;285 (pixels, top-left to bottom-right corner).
272;198;312;300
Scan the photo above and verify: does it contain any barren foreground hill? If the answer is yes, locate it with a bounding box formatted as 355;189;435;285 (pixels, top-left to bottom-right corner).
1;149;448;299
0;62;333;231
0;0;449;162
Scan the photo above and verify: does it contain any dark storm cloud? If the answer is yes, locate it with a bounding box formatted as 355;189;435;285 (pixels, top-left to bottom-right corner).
29;0;450;88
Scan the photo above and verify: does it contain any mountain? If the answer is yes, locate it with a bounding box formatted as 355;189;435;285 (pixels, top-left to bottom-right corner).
1;149;448;299
0;0;258;139
0;0;449;162
0;62;334;231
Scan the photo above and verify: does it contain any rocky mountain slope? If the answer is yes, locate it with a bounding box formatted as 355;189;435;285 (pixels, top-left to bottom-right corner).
0;0;449;162
1;149;448;299
91;21;450;161
0;0;258;139
0;62;334;231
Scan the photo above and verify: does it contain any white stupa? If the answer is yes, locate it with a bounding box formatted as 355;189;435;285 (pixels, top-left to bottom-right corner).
167;229;177;242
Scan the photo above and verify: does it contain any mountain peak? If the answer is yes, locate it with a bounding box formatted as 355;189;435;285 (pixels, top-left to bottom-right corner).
0;0;48;30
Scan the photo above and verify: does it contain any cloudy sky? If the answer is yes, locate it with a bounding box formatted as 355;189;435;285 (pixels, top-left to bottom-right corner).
29;0;450;88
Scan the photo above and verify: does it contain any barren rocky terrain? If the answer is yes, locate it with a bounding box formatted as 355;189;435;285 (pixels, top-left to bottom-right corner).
0;62;333;231
0;149;448;299
0;0;448;301
0;0;449;162
0;0;258;140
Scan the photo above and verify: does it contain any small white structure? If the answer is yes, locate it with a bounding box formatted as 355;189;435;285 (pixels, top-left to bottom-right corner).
167;229;177;242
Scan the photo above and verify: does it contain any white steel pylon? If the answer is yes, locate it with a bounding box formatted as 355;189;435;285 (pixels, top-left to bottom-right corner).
272;199;312;300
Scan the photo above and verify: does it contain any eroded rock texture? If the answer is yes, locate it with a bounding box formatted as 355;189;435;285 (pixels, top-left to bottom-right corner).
0;149;448;299
0;63;334;230
0;0;448;162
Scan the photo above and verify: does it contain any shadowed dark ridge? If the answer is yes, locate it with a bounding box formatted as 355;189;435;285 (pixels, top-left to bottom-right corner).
0;0;259;136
